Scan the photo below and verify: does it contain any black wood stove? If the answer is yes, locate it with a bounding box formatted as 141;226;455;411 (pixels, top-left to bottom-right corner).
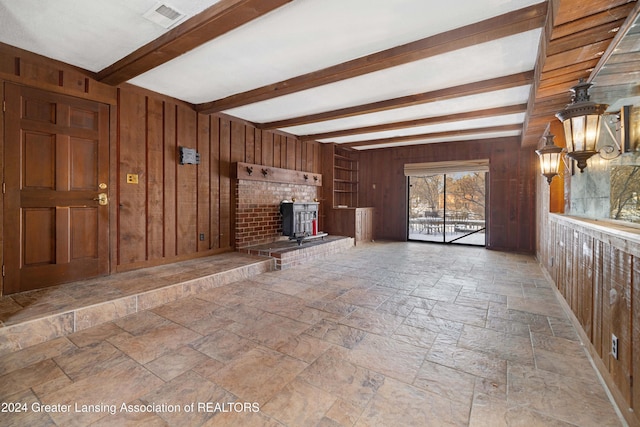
279;201;327;245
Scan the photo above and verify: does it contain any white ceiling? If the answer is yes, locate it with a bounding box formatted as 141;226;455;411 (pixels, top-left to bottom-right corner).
0;0;547;150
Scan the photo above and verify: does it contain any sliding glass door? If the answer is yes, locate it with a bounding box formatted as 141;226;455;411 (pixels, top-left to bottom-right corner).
408;172;486;246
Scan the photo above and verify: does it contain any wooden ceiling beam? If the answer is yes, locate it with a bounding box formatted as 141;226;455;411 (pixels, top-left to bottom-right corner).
196;2;547;114
259;71;533;130
300;104;527;142
341;124;522;148
97;0;292;85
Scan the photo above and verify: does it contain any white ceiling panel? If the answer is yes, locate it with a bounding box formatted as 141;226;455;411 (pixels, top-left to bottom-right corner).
281;85;532;136
4;0;606;151
223;30;541;123
322;113;526;144
350;130;522;150
0;0;220;72
129;0;542;103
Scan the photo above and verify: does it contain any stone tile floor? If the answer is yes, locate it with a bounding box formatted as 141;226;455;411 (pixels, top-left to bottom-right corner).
0;242;624;426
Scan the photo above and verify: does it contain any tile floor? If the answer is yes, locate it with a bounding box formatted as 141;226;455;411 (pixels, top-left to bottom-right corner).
0;242;624;426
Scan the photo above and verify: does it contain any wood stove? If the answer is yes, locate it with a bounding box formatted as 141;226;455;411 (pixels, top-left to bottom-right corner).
280;201;326;245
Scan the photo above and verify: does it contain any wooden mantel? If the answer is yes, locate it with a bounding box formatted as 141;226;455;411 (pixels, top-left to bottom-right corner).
234;162;322;186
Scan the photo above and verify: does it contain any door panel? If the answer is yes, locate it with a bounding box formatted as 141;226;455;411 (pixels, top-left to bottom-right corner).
4;83;109;294
408;172;486;246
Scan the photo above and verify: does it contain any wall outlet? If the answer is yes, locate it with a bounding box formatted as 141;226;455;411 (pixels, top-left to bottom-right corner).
199;233;205;241
612;334;619;360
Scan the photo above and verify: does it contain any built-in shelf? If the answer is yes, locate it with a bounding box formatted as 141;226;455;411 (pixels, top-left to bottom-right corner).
332;147;358;208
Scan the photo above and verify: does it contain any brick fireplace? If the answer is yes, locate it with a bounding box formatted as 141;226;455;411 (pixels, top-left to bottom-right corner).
235;179;319;250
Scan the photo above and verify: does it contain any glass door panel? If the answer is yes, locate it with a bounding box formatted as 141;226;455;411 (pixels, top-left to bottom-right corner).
408;172;486;246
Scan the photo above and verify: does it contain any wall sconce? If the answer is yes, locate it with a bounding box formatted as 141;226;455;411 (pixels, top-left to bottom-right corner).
555;80;623;172
536;134;564;184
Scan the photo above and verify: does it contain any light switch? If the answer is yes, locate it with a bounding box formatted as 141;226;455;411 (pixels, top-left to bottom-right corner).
126;174;139;184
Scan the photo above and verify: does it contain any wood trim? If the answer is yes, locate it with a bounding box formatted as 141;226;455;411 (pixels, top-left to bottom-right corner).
342;124;522;148
235;162;322;186
259;71;534;130
0;42;116;105
97;0;293;85
588;1;640;83
300;104;527;142
196;3;546;113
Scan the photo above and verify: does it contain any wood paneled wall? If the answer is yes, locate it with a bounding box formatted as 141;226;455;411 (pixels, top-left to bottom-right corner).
539;213;640;426
0;44;322;280
357;137;535;252
115;86;322;271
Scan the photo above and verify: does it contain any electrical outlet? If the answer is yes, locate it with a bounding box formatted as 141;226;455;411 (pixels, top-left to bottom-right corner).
612;334;619;360
199;233;205;241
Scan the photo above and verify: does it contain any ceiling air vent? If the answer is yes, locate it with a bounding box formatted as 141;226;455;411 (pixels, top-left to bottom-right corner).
143;2;186;29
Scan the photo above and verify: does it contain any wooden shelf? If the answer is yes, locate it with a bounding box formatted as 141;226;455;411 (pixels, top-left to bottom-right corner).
322;144;359;211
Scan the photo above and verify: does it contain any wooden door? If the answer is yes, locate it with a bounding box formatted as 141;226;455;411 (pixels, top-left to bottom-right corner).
3;84;110;294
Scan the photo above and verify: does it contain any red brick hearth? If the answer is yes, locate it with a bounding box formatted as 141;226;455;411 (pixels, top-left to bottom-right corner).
235;180;318;249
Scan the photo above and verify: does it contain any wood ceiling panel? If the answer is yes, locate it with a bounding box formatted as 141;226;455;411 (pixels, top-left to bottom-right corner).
546;20;625;56
551;3;634;39
553;0;632;26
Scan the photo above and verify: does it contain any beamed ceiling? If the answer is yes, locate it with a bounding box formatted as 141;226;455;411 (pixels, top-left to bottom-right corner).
1;0;638;150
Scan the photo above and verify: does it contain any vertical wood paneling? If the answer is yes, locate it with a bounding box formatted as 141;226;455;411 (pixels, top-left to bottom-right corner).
262;131;273;167
593;239;605;360
357;137;533;251
543;216;639;424
273;134;282;168
287;137;296;170
230;121;245;165
176;105;197;255
607;247;632;403
578;233;594;339
301;140;308;172
197;113;211;252
255;129;262;166
1;48;324;291
219;119;231;249
146;98;164;260
163;103;177;257
633;257;640;413
118;89;146;264
210;116;220;250
245;127;255;164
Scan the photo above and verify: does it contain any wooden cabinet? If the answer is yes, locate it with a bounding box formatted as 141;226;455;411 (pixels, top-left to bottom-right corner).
355;207;374;242
328;207;374;245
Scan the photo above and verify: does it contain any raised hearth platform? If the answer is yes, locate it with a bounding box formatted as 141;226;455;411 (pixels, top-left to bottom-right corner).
0;253;273;355
240;235;354;269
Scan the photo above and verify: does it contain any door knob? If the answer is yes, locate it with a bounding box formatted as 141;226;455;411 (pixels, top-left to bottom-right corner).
93;193;108;206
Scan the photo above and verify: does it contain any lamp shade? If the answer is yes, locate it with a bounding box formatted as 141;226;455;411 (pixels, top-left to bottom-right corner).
535;134;563;184
555;80;608;172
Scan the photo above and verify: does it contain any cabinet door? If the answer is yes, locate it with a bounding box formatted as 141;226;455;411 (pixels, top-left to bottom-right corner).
355;210;362;242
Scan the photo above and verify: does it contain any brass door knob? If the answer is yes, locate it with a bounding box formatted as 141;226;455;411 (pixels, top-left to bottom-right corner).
93;193;108;206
